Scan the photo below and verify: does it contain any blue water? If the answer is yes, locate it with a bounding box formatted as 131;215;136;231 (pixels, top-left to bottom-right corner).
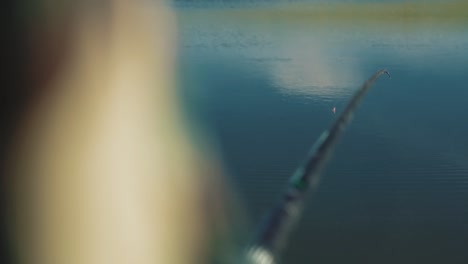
175;4;468;263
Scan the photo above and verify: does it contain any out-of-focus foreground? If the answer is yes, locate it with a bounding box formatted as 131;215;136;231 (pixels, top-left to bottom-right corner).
3;1;239;264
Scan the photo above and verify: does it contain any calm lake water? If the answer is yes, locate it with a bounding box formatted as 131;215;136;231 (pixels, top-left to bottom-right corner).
175;3;468;263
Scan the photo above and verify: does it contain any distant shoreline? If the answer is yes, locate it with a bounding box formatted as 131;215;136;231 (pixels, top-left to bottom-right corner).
177;1;468;26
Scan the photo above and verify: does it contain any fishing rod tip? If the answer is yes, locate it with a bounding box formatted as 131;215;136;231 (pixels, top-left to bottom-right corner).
383;69;391;79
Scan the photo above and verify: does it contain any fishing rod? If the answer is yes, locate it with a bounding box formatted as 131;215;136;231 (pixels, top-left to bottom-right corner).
243;69;391;264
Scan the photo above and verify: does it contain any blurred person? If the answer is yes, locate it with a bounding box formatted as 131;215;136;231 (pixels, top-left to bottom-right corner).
3;1;243;263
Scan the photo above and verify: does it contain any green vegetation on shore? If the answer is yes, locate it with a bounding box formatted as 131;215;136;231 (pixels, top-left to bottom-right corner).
180;1;468;26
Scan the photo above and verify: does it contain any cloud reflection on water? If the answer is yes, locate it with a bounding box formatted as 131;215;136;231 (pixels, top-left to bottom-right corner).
267;37;362;98
178;16;364;100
